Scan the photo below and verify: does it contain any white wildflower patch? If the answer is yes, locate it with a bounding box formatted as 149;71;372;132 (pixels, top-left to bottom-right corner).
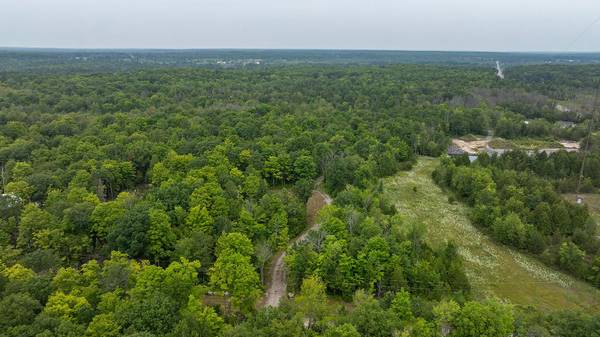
508;250;573;288
458;246;500;269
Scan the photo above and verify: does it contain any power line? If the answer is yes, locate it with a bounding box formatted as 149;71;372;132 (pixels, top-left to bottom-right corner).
565;15;600;52
561;13;600;195
576;83;600;195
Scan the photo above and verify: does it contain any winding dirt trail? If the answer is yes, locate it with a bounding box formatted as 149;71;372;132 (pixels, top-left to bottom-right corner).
261;190;332;308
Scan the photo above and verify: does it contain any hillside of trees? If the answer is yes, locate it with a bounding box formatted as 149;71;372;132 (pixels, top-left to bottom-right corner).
1;60;600;336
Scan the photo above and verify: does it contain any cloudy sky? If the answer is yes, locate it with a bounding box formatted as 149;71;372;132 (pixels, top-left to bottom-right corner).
1;0;600;51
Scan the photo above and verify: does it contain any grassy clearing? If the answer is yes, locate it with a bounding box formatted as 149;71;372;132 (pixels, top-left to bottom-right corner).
564;193;600;233
487;138;514;149
0;83;16;96
384;157;600;313
487;138;563;150
564;193;600;217
510;138;563;149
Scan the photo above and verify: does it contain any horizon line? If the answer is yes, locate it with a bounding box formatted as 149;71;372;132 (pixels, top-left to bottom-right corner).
2;46;600;54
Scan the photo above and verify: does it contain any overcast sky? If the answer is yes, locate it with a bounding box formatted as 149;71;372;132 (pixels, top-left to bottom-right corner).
1;0;600;51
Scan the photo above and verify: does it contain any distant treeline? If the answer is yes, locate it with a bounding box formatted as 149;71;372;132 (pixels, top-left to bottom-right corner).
2;48;600;73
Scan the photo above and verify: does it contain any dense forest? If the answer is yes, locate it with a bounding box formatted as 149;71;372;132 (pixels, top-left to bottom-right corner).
1;56;600;337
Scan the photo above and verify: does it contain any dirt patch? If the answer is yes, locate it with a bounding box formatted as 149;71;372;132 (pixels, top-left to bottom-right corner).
559;140;580;151
452;138;491;154
307;191;333;226
203;294;232;313
452;137;580;155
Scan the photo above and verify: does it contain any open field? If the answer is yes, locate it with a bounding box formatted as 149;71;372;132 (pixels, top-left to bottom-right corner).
384;157;600;313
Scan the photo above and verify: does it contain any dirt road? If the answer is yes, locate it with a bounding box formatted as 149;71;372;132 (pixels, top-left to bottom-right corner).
261;190;332;308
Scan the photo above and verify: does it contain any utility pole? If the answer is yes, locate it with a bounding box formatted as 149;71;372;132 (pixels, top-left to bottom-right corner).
575;83;600;202
0;163;5;193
